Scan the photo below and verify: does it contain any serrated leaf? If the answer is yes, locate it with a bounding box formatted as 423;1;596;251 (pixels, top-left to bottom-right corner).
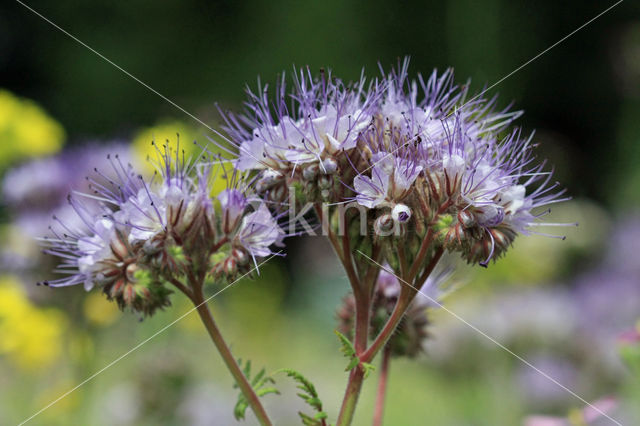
335;329;356;358
252;368;266;386
362;362;376;379
346;356;359;372
336;329;369;378
277;368;328;426
233;359;279;420
234;398;249;420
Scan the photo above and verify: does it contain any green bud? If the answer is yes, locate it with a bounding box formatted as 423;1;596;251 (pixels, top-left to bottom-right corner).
167;244;187;263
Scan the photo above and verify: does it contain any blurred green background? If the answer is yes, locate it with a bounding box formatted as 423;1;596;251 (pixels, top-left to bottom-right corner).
1;1;639;425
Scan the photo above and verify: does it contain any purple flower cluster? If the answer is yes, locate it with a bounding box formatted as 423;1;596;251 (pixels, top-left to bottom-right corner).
219;58;568;267
40;143;284;314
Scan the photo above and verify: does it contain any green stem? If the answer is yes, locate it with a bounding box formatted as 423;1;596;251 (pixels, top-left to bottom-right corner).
191;287;273;426
336;366;366;426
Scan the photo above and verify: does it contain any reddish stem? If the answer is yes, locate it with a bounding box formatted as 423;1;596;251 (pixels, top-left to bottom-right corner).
372;347;392;426
362;248;444;364
190;285;272;425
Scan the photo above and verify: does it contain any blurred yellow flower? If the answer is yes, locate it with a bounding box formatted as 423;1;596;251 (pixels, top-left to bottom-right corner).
131;119;230;195
0;90;65;170
131;120;202;172
83;291;119;327
0;276;67;371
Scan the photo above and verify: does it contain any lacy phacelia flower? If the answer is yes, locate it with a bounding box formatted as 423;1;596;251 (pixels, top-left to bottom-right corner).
337;264;453;358
237;203;285;258
221;58;569;269
40;143;284;316
218;68;382;204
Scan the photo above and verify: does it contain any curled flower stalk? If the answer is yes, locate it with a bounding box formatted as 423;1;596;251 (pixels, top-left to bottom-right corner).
221;58;570;425
40;142;284;425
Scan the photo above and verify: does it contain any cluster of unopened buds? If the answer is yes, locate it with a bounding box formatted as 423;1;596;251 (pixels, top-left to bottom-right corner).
41;58;570;426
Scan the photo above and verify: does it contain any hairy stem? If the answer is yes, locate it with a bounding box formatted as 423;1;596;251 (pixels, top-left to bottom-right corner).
372;347;391;426
362;248;444;363
336;244;372;426
336;366;366;426
190;286;272;426
361;288;413;364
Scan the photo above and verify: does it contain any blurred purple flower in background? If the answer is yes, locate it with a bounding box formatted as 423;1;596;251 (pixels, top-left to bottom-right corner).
2;142;133;237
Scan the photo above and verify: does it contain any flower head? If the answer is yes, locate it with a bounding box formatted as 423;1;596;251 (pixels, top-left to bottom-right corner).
218;68;382;204
221;58;569;269
40;141;285;315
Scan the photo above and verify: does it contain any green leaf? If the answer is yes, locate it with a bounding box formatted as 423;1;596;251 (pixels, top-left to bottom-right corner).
233;359;279;421
335;329;371;377
362;362;376;379
276;368;329;426
335;330;356;359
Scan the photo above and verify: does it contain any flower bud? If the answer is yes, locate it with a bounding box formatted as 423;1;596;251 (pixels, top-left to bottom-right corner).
111;230;130;260
391;204;411;223
232;248;249;266
268;183;287;203
302;164;319;181
321;158;338;174
255;170;282;193
317;174;332;190
458;210;475;228
101;267;172;316
143;239;163;256
374;214;395;236
125;263;138;282
223;257;237;277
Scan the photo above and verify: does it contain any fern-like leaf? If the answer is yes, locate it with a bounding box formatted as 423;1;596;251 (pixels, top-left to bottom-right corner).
277;368;329;426
233;359;280;420
334;330;375;378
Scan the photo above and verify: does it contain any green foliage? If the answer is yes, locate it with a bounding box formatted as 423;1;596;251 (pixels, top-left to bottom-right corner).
233;359;279;421
277;368;329;426
334;330;375;379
